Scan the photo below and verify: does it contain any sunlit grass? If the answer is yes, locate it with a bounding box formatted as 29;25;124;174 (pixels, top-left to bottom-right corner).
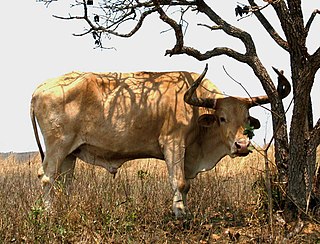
0;152;319;243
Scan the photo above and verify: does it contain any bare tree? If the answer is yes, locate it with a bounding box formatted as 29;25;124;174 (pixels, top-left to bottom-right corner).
39;0;320;220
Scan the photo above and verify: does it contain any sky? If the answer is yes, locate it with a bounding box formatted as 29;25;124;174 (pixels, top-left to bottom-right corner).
1;1;319;152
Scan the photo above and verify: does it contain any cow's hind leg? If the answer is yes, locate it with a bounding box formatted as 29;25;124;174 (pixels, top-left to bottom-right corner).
57;154;76;195
40;149;71;209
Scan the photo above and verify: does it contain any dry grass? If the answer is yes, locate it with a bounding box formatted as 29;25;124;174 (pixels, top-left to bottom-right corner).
0;152;319;243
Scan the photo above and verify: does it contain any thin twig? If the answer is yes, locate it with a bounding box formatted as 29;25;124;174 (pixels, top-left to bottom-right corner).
264;139;274;239
222;65;252;98
222;65;277;116
198;23;222;30
305;9;320;33
264;96;293;152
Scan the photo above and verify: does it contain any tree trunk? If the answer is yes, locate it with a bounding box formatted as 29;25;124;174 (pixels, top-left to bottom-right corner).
287;63;316;217
250;58;289;183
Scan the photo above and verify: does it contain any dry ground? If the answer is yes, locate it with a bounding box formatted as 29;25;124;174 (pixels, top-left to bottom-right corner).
0;151;319;243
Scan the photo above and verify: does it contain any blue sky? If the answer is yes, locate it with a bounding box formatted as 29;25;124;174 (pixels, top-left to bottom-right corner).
1;1;319;152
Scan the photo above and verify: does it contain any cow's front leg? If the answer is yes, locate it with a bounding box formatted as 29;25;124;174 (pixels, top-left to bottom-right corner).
182;179;191;208
172;178;191;217
163;142;189;218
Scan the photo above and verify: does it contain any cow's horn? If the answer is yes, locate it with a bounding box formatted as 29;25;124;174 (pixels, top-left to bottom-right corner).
246;67;291;107
184;64;216;108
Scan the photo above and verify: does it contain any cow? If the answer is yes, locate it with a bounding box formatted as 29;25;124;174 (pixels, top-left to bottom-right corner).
30;65;290;217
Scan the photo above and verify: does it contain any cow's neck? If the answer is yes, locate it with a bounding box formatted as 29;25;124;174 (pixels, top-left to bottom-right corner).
185;125;228;179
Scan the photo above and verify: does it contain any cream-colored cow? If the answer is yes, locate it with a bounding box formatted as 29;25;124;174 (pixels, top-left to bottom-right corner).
30;65;290;217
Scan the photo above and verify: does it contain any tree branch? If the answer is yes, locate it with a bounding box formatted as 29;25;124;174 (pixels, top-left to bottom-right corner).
305;9;320;33
272;0;309;59
172;46;250;63
157;0;256;62
270;0;294;43
248;0;289;52
54;0;158;44
197;23;222;30
196;0;256;58
152;0;185;56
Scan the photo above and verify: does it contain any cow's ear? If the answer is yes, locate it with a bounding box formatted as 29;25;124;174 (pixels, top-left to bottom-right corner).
198;114;216;127
249;116;260;129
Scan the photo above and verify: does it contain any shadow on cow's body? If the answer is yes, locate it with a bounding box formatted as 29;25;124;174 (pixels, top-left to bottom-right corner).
30;66;290;217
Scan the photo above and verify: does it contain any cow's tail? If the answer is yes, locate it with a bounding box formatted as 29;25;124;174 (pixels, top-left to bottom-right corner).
30;102;44;162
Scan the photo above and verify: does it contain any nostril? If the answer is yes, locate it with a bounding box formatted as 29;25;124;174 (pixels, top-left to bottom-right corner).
235;142;241;149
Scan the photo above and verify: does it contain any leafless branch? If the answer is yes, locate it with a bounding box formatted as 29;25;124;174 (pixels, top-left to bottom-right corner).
222;65;253;99
159;0;256;64
152;0;185;56
248;0;289;52
52;0;160;48
176;46;250;63
197;23;222;30
37;0;58;7
305;9;320;33
73;28;93;37
53;14;83;21
270;0;294;44
196;0;256;59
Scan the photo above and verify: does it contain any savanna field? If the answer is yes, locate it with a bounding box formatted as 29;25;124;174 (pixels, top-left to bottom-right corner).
1;150;319;243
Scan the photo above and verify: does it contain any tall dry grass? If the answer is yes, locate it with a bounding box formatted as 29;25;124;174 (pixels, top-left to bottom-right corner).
0;152;319;243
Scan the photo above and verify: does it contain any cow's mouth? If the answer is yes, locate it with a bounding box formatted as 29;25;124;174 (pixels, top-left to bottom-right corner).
235;151;251;157
231;147;253;157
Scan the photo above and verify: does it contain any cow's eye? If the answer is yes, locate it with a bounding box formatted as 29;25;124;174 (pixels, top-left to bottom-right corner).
219;117;226;123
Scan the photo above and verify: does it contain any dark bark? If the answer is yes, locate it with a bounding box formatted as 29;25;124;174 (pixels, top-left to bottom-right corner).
264;0;320;217
249;57;289;181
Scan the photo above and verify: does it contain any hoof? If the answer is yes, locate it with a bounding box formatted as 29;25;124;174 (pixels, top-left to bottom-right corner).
173;201;188;218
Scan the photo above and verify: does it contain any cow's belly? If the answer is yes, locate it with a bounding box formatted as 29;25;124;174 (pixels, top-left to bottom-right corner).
72;143;164;173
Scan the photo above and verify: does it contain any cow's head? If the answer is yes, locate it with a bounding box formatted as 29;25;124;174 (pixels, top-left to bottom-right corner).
184;64;291;157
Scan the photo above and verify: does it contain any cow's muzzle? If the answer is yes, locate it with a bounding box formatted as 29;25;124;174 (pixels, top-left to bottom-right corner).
234;140;252;157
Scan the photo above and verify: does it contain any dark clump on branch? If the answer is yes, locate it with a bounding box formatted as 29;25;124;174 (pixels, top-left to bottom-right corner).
235;5;250;17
